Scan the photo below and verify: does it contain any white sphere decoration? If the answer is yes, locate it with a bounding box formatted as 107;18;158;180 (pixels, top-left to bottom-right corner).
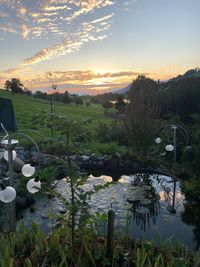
22;164;35;177
26;178;41;193
0;186;16;203
155;137;161;144
165;144;174;152
3;150;17;161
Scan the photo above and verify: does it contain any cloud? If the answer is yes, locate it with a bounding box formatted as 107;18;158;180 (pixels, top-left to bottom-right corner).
19;7;27;15
0;0;115;40
0;11;8;17
0;25;17;34
26;70;141;88
66;0;114;22
22;14;113;65
44;5;71;11
23;69;138;94
123;0;137;6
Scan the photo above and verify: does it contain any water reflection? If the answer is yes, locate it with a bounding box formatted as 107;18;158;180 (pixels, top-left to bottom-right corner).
123;174;160;231
19;173;197;249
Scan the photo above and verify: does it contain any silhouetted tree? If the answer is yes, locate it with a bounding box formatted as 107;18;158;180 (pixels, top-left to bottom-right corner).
102;101;113;114
115;95;126;112
4;78;24;94
63;90;72;104
125;76;160;160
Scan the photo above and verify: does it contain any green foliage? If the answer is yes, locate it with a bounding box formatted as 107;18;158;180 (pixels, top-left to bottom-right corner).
0;223;199;267
101;101;113;114
85;142;128;156
96;121;127;145
115;95;126;113
125;75;161;160
182;179;200;202
31;111;93;154
158;77;200;120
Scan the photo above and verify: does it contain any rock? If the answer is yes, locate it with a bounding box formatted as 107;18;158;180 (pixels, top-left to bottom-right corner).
104;155;118;167
42;158;52;166
29;206;36;213
80;155;90;162
13;157;24;172
123;160;132;168
132;162;139;169
15;146;24;151
54;166;69;180
59;207;67;214
97;160;104;167
41;213;49;219
0;150;5;160
90;153;98;161
69;155;77;161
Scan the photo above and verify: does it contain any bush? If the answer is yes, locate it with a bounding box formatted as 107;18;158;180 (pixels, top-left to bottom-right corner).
85;142;128;156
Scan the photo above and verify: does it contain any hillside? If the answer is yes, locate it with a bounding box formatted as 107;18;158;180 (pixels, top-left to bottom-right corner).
112;67;200;95
0;89;110;135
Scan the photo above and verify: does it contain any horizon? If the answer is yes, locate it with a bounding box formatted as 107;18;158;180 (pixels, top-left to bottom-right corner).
0;0;199;95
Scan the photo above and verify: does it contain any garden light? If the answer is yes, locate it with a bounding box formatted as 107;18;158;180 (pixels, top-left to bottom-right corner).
22;164;35;177
0;123;41;231
155;137;161;144
165;144;174;152
4;150;17;161
26;177;41;194
0;184;16;203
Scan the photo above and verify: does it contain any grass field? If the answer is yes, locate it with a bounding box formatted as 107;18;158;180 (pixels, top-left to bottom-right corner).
0;89;110;138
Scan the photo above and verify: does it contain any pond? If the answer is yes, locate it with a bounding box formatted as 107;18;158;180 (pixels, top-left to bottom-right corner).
19;173;199;250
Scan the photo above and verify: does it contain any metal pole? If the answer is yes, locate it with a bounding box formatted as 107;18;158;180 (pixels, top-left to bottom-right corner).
172;125;177;213
172;125;177;165
7;146;16;232
50;97;54;138
107;209;115;263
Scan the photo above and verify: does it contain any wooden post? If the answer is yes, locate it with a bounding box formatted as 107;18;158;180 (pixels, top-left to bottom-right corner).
107;209;115;263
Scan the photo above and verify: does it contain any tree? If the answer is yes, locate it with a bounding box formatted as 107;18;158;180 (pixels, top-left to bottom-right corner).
24;87;32;96
73;95;84;105
63;90;72;104
4;78;24;94
115;95;126;113
125;76;160;160
102;101;113;114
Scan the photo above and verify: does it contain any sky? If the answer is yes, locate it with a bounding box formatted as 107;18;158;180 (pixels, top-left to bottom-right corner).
0;0;199;95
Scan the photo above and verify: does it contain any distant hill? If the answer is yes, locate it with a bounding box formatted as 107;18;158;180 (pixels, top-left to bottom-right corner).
160;67;200;91
159;75;200;118
171;67;200;81
113;67;200;94
112;84;132;94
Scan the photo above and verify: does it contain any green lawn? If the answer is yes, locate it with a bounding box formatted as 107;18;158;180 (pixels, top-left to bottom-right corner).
0;89;110;137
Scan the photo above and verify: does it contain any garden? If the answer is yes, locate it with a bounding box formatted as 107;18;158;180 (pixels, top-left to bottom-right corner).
0;75;200;266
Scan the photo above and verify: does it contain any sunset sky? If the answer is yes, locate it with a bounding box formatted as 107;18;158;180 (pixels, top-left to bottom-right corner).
0;0;199;95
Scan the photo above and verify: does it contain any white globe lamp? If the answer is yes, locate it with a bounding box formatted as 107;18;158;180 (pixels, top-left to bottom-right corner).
4;150;17;161
155;137;161;144
0;185;16;203
165;144;174;152
22;164;35;177
26;177;41;193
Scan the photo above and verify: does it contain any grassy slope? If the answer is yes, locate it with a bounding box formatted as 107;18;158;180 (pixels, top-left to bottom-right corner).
0;89;110;136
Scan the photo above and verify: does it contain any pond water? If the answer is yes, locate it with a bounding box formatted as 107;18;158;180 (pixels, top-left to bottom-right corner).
19;173;199;250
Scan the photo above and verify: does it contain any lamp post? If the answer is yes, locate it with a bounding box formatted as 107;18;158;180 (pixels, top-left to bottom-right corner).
1;139;18;231
155;124;189;213
0;124;41;232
